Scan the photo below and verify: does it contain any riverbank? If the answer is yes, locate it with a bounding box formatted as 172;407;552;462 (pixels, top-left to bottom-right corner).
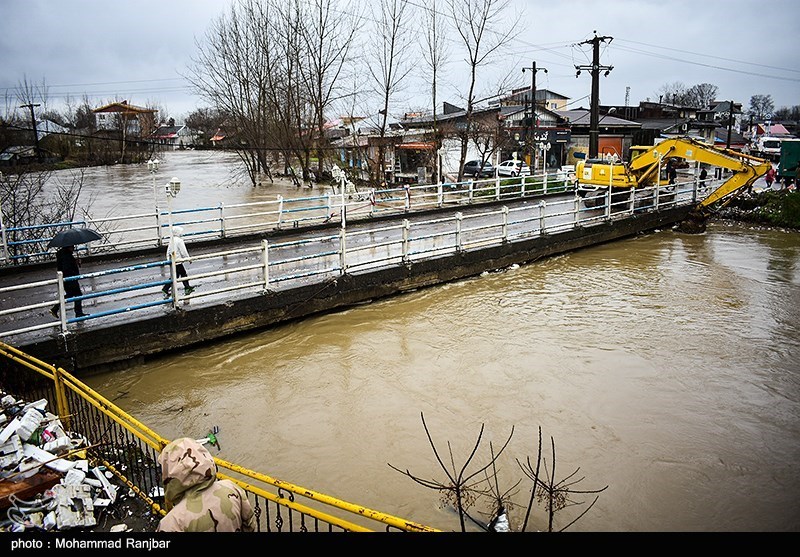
714;189;800;229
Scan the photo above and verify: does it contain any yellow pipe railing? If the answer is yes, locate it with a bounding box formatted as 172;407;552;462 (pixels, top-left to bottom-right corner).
0;340;439;533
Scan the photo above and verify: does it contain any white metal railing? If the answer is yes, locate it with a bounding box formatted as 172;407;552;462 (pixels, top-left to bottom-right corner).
0;171;575;266
0;178;702;340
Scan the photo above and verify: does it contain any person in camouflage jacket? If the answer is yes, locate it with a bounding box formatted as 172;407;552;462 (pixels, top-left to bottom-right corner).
156;437;256;532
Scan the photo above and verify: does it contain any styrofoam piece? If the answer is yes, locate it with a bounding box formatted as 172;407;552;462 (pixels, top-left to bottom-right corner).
91;466;118;503
149;486;164;498
21;443;76;474
0;416;20;444
15;457;43;480
62;468;86;486
52;484;96;529
43;511;57;531
20;398;48;414
0;434;23;468
15;408;43;442
43;437;72;455
27;512;44;529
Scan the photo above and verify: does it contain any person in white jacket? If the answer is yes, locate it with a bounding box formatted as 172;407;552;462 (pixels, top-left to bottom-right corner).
162;226;195;297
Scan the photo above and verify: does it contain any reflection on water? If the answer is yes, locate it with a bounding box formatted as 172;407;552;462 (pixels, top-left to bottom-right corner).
83;215;800;531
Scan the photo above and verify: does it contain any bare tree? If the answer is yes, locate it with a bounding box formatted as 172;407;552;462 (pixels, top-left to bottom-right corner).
655;81;685;105
0;169;104;263
389;413;607;532
749;94;776;121
366;0;416;185
420;0;450;183
774;105;800;120
299;0;360;180
448;0;520;182
684;83;718;109
388;412;515;532
187;0;283;186
517;426;608;532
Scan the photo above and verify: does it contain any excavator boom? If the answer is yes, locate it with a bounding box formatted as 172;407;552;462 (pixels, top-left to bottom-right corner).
575;137;771;231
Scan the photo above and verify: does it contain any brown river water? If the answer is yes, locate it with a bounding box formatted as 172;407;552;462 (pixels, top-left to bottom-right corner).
41;150;799;532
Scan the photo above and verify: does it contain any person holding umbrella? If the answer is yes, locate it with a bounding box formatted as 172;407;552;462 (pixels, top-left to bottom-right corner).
50;245;87;318
48;227;101;319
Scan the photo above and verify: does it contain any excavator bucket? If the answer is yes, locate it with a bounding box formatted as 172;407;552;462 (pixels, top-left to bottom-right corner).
676;208;709;234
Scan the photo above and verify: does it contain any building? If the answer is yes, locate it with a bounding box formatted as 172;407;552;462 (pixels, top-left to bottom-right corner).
151;124;191;149
554;108;641;165
92;100;156;136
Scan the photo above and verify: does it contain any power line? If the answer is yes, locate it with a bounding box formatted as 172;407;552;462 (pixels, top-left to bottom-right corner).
615;38;800;75
611;43;800;83
0;78;186;93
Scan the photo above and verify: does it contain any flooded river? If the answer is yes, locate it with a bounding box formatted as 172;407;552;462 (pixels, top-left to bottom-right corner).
76;157;800;533
57;149;319;218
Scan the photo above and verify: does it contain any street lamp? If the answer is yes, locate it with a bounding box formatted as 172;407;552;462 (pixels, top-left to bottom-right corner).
165;177;181;234
147;158;161;244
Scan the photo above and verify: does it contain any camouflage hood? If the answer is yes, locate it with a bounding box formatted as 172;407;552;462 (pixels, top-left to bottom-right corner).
158;437;217;510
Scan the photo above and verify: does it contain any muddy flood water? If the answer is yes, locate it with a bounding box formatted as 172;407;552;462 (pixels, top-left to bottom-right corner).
78;173;800;533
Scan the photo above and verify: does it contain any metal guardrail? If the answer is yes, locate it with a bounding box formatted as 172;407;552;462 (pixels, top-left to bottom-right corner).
0;172;575;266
0;341;439;532
0;179;704;341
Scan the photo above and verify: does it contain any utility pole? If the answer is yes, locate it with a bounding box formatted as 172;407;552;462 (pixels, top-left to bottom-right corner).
726;100;735;150
19;103;42;162
575;32;613;159
522;61;547;168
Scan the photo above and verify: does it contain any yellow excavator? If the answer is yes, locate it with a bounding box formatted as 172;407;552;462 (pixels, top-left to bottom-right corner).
574;136;772;232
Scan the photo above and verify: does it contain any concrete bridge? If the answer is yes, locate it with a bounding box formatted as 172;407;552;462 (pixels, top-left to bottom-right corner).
0;181;700;376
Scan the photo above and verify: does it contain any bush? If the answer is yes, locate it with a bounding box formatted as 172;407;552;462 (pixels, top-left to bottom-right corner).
756;190;800;228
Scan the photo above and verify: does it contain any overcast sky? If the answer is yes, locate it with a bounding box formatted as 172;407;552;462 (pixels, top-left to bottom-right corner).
1;0;797;123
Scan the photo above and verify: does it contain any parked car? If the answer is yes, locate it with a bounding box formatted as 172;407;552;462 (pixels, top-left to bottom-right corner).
496;159;530;177
462;159;495;178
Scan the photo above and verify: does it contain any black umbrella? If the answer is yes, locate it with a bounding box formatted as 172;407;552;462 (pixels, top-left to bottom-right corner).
47;227;103;249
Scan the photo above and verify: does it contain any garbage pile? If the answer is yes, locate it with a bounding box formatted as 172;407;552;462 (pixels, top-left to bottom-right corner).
0;391;140;532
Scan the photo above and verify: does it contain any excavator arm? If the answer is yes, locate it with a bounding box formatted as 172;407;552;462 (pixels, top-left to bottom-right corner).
575;137;772;231
633;137;771;208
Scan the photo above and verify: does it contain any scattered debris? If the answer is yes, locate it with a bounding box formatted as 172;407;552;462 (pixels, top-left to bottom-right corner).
0;390;159;532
